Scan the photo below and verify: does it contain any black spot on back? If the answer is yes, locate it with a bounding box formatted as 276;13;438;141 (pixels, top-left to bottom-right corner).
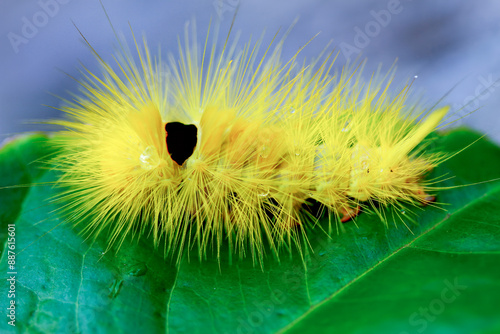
165;122;198;166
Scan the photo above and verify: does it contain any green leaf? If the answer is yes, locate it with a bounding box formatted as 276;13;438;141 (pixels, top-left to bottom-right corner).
1;129;499;334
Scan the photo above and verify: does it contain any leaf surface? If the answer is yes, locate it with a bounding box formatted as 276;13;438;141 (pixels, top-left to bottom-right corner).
0;129;499;334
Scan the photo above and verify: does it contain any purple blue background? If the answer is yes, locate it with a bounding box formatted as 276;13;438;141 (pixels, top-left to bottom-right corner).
1;0;499;143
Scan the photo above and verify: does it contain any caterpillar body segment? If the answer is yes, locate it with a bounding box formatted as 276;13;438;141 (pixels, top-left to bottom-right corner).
50;27;449;264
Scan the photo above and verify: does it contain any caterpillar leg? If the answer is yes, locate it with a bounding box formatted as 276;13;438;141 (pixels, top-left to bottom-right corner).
340;205;360;223
415;188;436;206
405;171;437;206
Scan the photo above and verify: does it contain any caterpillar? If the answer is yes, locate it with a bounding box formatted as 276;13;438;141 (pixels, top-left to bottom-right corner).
44;20;450;266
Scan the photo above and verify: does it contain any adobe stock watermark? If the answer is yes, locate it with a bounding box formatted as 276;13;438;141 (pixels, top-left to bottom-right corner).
339;0;412;61
229;235;341;334
213;0;240;20
226;289;286;334
400;278;467;334
452;74;500;125
63;284;112;333
7;0;74;54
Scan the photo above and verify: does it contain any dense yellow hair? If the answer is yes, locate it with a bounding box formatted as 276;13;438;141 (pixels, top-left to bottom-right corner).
50;24;448;265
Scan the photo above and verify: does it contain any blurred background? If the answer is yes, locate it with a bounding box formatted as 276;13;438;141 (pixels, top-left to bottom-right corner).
1;0;499;143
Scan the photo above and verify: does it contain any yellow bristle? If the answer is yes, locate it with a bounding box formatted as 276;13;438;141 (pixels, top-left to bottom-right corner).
48;23;450;266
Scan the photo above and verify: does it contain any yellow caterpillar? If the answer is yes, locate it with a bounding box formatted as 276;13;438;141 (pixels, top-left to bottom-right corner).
47;23;449;265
